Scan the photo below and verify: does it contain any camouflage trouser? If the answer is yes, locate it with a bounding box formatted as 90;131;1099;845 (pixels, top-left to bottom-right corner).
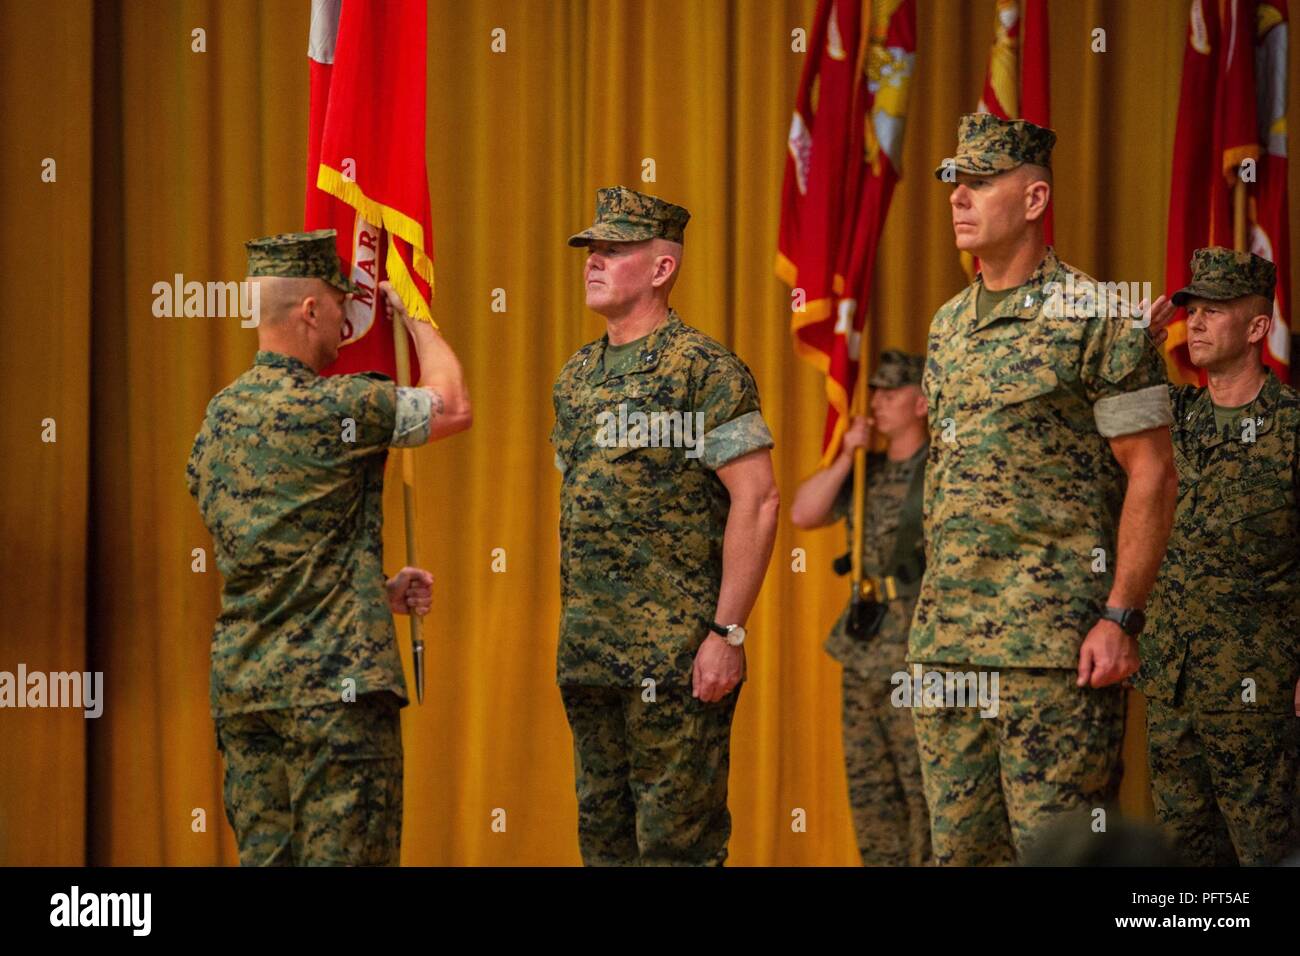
214;692;403;866
1147;701;1300;866
911;666;1125;866
559;683;740;866
841;668;931;866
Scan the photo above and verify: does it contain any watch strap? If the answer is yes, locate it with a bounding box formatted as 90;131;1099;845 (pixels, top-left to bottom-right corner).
1102;605;1143;636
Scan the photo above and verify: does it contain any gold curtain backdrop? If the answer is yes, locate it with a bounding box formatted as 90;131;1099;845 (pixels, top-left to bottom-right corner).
2;0;1297;865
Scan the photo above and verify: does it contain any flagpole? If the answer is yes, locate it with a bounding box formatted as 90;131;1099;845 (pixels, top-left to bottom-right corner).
391;308;425;705
848;6;876;628
850;314;875;617
1232;179;1247;252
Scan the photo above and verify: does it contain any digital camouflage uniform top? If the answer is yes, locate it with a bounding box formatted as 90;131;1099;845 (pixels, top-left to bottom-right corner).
551;309;775;687
825;451;925;681
1138;248;1300;713
824;351;928;682
187;230;431;717
911;241;1173;667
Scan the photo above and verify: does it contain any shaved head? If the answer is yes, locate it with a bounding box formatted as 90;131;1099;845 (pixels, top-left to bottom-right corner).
1242;293;1273;323
250;275;338;327
649;238;683;294
1018;162;1053;190
250;275;349;371
1011;163;1052;222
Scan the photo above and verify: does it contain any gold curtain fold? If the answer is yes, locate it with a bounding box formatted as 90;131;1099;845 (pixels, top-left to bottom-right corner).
0;0;94;868
3;0;1297;865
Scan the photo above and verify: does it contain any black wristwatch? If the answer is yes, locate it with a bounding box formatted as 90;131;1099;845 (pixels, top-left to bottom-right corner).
708;622;747;647
1101;605;1146;637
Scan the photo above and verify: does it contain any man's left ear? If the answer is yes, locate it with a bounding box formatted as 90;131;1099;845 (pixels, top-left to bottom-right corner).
654;255;677;287
1026;181;1051;222
1247;310;1271;345
300;295;319;327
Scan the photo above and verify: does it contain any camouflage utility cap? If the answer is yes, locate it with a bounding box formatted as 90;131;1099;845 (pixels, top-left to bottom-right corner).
869;350;925;388
568;186;691;246
1171;246;1276;306
245;228;360;294
934;112;1056;180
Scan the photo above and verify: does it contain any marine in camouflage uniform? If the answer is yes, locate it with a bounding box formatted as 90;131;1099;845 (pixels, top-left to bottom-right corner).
1138;248;1300;865
811;351;931;866
552;187;778;866
912;115;1177;865
187;230;438;866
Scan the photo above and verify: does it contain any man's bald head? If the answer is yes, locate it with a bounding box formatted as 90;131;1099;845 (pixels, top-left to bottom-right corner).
1011;163;1052;222
1017;162;1053;189
1241;293;1273;325
649;238;683;294
250;275;349;372
250;275;340;327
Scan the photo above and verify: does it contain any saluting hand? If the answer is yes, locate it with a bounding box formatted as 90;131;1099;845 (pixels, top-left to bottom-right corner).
386;566;433;616
1140;295;1177;349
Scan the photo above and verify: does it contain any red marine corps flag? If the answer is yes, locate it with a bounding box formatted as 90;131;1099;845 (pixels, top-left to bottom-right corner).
305;0;437;701
1252;1;1291;382
1164;0;1290;385
776;0;917;466
306;0;435;378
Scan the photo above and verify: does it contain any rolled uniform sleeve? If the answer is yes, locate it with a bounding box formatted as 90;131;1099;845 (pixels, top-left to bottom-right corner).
1081;313;1173;438
695;355;775;470
392;386;434;448
323;372;400;456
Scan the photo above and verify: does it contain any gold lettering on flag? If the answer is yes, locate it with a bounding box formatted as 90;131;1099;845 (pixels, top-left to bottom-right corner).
340;216;381;344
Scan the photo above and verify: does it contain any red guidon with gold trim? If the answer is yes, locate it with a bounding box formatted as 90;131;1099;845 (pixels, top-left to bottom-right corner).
776;0;916;466
306;0;435;378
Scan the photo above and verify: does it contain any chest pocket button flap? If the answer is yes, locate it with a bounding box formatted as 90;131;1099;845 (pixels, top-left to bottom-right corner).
1221;479;1291;527
988;366;1059;407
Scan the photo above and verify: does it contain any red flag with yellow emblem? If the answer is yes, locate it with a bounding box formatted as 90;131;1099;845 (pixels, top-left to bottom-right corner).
1164;0;1290;385
777;0;917;465
965;0;1052;276
306;0;434;379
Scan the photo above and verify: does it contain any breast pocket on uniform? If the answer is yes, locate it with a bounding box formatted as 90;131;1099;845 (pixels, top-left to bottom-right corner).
1222;480;1293;532
1214;479;1295;577
602;435;690;477
597;398;700;462
988;366;1059;407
